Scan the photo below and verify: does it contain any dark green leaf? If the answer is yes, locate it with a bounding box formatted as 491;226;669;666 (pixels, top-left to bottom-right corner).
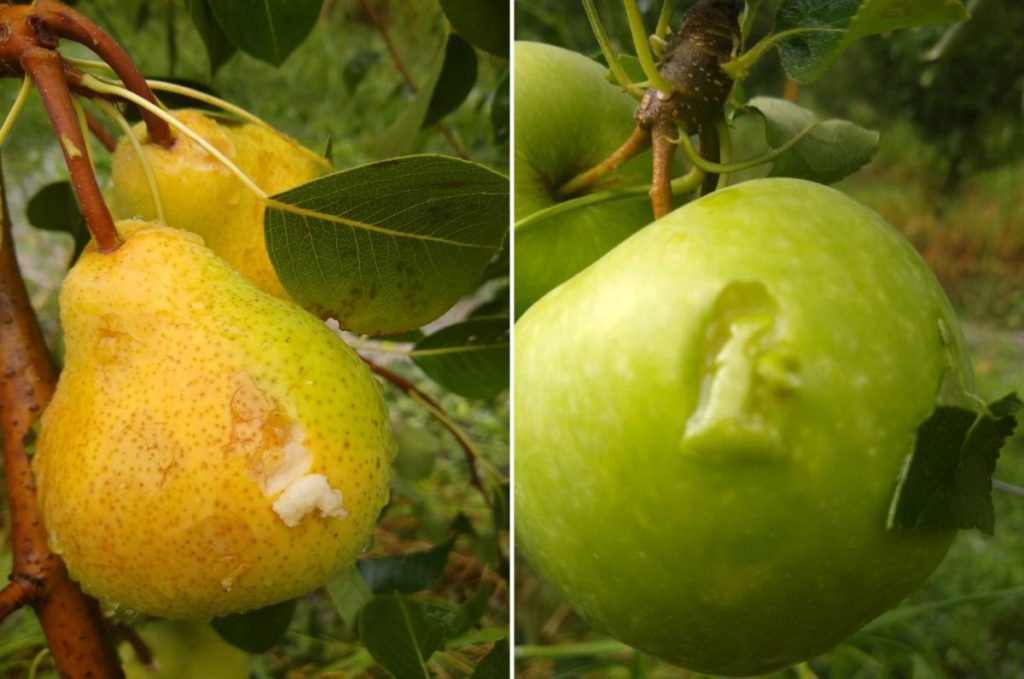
776;0;969;83
471;638;509;678
26;182;88;261
887;394;1021;534
412;318;509;399
438;0;509;57
422;34;478;129
490;72;509;145
265;155;508;335
748;97;879;184
184;0;236;73
211;598;296;653
358;539;453;594
326;566;373;630
358;594;446;679
343;48;381;94
207;0;322;67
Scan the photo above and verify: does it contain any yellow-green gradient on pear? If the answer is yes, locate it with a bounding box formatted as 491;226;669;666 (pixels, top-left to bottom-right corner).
34;221;394;620
515;179;972;675
108;109;330;298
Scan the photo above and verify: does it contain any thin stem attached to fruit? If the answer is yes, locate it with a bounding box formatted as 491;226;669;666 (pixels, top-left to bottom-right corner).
94;98;166;224
650;120;678;218
716;120;732;190
623;0;674;93
22;49;121;252
582;0;635;93
558;126;650;198
655;0;677;47
674;119;819;174
0;77;32;148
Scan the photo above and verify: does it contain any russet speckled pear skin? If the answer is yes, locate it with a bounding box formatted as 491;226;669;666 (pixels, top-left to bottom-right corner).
107;109;330;298
34;221;394;620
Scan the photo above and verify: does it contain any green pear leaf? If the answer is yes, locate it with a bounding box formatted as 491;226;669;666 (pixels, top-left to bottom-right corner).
326;566;373;630
206;0;322;67
422;34;478;128
438;0;509;57
26;181;88;262
265;154;508;336
887;393;1021;534
358;538;454;595
183;0;236;73
471;638;509;678
412;318;510;399
358;594;447;679
748;97;879;185
211;598;296;653
776;0;969;83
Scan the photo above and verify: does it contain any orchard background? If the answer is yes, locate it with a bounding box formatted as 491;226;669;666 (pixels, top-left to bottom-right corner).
0;0;509;676
515;0;1024;676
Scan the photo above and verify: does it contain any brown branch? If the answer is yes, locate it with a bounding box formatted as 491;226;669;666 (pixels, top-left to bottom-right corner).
361;357;492;507
650;121;677;219
0;154;124;678
0;578;37;620
31;0;173;147
84;105;117;152
21;47;120;252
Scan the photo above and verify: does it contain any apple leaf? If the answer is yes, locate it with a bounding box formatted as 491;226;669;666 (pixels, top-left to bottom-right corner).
358;594;448;679
358;538;454;594
422;33;478;129
438;0;509;57
206;0;322;67
776;0;970;84
326;565;373;630
748;97;879;185
471;638;509;679
411;317;510;399
183;0;235;73
211;598;296;653
26;182;88;263
265;154;508;336
887;393;1022;535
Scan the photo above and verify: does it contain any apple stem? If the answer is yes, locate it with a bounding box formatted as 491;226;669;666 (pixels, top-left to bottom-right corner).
650;121;677;218
21;48;121;252
558;126;650;199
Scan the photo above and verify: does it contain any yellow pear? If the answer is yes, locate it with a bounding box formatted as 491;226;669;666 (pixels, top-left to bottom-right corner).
107;109;330;298
34;220;394;620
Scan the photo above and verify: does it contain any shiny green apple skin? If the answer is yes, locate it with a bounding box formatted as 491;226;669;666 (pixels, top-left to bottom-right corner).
514;41;654;317
515;178;972;676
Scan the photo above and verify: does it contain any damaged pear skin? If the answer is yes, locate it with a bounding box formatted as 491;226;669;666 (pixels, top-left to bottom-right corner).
34;221;394;620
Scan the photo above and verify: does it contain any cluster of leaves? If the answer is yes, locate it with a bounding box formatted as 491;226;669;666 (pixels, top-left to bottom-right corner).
2;0;510;676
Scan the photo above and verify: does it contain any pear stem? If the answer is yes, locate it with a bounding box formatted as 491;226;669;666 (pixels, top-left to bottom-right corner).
0;154;124;678
83;104;117;152
30;0;173;147
21;48;121;252
650;120;677;218
557;126;650;199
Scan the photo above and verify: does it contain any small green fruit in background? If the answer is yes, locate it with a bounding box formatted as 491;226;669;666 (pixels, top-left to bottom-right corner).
34;221;394;620
108;109;330;299
515;178;972;675
514;41;656;317
120;621;249;679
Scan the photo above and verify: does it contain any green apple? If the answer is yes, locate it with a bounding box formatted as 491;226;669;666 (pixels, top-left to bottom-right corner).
514;41;657;317
515;178;973;675
120;621;249;678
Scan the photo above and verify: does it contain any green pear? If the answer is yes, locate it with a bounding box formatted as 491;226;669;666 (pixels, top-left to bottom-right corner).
514;41;657;317
120;621;249;679
107;109;330;299
515;178;971;674
34;220;395;620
